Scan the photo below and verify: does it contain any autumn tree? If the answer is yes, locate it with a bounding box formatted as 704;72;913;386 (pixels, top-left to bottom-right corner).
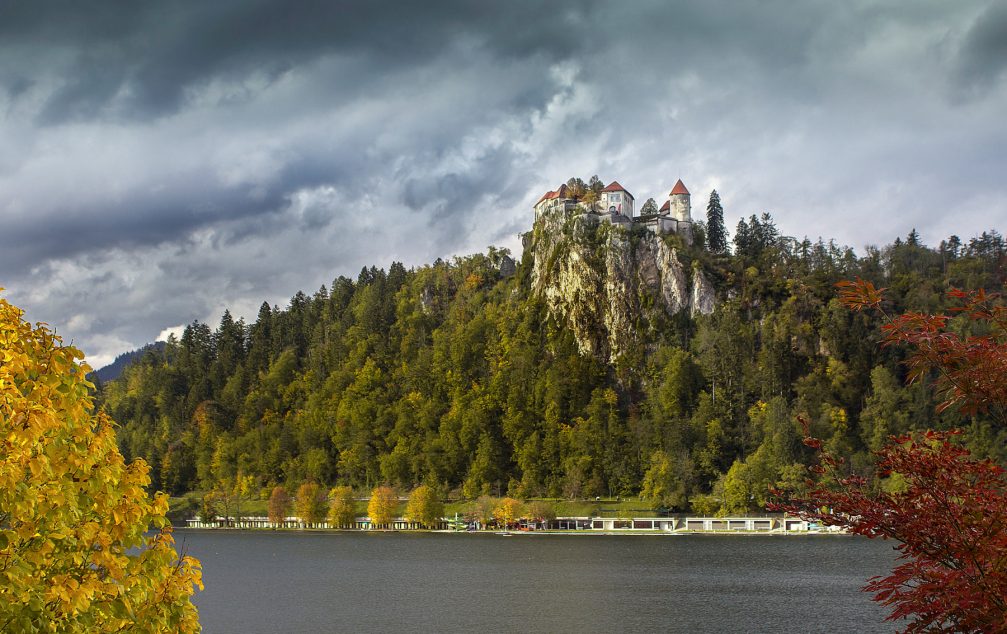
267;486;291;525
231;471;255;526
465;495;498;530
565;177;586;200
0;293;202;632
295;482;327;526
327;486;357;528
404;485;444;528
524;500;557;527
201;491;220;524
773;281;1007;631
493;497;524;530
367;486;398;528
206;436;237;526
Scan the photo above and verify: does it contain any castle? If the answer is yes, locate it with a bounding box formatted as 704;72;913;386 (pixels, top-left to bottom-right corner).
534;178;693;242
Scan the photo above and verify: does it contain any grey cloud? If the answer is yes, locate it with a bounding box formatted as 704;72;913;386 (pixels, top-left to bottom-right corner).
0;172;288;276
955;1;1007;92
1;0;1004;367
3;1;591;124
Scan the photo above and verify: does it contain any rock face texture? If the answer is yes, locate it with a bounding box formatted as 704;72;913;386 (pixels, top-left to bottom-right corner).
530;210;715;361
690;266;716;318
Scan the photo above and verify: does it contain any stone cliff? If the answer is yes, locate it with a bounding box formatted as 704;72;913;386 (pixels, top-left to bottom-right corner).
529;209;716;362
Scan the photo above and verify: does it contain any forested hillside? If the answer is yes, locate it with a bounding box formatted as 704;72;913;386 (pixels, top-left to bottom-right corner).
92;341;166;383
100;207;1006;514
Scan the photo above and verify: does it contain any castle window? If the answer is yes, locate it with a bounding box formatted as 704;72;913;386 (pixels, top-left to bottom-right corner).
610;193;621;202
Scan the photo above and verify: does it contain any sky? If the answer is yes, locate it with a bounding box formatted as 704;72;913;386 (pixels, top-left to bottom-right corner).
1;0;1005;368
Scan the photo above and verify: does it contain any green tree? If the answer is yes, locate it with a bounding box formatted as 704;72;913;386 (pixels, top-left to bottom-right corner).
859;366;912;453
404;485;444;528
639;197;659;215
640;450;686;510
0;293;202;632
705;189;728;253
720;460;754;515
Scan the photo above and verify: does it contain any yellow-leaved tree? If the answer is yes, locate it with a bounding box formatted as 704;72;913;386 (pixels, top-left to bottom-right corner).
367;486;398;528
404;485;444;528
0;292;202;632
327;486;356;528
493;497;524;530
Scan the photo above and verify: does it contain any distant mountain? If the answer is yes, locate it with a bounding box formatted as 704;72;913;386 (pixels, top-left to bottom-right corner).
92;342;166;383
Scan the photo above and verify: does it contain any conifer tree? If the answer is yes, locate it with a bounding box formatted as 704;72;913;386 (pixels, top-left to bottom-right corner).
639;198;658;215
706;189;728;253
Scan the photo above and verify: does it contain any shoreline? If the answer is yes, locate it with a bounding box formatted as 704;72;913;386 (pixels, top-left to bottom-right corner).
174;526;848;537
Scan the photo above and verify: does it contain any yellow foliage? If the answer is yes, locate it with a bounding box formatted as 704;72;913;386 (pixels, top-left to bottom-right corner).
367;486;398;528
492;497;524;528
829;406;848;431
463;273;483;290
404;485;444;528
327;486;356;528
0;292;202;632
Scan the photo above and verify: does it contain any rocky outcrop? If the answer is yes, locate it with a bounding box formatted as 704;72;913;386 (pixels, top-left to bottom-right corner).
690;266;716;318
498;254;517;277
530;209;716;361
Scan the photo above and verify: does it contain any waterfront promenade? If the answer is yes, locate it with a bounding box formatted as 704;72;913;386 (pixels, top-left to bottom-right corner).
184;514;832;533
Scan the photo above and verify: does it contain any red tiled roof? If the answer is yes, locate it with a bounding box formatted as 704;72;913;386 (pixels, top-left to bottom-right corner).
601;181;634;199
659;200;670;212
670;179;689;196
537;185;567;204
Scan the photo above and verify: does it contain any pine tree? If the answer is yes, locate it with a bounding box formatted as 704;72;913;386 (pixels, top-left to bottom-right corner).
906;228;921;246
706;189;728;253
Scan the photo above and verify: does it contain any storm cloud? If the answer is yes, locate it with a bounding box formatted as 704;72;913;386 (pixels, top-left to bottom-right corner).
1;0;1004;366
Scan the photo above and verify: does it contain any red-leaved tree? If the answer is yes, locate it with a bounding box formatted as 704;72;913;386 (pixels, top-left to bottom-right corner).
772;280;1007;633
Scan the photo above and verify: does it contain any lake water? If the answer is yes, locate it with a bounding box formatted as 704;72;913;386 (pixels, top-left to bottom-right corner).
178;530;898;633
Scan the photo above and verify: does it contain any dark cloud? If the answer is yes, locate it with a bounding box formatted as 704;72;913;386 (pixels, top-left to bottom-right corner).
0;0;1003;366
2;1;593;123
955;1;1007;92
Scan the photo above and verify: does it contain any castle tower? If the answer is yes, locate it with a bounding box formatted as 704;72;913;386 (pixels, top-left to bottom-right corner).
668;179;691;222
